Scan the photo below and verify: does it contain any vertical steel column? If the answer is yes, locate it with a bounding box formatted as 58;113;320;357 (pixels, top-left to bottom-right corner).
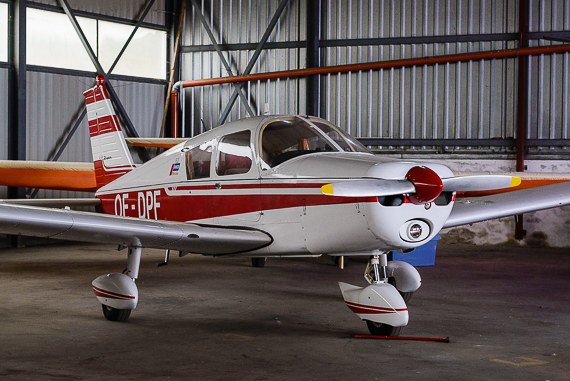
516;0;528;172
515;0;529;240
306;0;320;116
6;0;26;246
7;0;26;200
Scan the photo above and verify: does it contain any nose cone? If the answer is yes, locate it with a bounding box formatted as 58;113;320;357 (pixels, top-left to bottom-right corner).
405;166;443;204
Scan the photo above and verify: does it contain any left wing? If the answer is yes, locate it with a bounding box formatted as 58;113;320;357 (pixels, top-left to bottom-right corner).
0;203;272;255
444;181;570;228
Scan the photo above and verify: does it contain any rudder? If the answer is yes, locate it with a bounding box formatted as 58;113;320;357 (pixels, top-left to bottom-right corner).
83;76;135;189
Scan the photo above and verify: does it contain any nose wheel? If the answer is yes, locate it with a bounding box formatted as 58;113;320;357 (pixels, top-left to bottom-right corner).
101;304;132;322
366;320;403;336
339;251;409;336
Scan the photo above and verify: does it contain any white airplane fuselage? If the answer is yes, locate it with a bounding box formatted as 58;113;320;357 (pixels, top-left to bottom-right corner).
95;116;455;257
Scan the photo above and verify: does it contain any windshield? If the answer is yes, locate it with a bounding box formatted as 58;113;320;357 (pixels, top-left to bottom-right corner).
260;117;338;168
308;117;371;153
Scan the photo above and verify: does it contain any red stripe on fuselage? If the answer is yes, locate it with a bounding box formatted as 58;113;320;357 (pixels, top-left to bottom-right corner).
98;183;377;221
93;160;132;189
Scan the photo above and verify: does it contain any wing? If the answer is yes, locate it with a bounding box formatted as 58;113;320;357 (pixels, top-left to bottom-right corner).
454;172;570;198
0;160;97;191
0;204;272;255
444;182;570;228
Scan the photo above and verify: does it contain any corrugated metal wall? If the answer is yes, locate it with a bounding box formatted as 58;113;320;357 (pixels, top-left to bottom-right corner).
319;0;569;146
181;0;307;136
0;68;8;199
528;0;570;145
179;0;569;154
26;72;165;198
320;0;520;141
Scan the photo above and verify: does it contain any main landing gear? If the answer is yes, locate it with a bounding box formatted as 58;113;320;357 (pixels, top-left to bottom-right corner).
339;251;421;336
91;246;141;322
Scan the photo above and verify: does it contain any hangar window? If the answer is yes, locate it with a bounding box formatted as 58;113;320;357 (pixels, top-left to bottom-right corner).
185;140;214;180
26;8;166;79
216;131;253;176
27;9;97;72
0;3;9;62
98;20;166;79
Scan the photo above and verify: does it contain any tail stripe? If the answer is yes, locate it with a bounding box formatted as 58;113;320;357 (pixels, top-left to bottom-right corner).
83;77;135;190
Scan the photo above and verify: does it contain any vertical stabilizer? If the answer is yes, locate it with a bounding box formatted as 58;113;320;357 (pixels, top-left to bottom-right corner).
83;76;136;189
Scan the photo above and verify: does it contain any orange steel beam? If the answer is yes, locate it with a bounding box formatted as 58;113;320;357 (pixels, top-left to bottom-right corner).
175;44;570;89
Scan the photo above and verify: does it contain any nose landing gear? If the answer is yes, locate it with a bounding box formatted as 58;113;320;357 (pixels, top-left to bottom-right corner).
339;251;421;336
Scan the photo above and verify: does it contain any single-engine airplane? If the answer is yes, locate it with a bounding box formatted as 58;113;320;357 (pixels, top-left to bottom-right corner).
1;77;570;335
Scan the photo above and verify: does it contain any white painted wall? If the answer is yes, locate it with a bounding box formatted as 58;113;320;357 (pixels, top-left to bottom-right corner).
425;159;570;248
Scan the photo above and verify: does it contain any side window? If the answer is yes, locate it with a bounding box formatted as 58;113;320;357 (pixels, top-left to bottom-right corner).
185;140;214;180
216;131;253;176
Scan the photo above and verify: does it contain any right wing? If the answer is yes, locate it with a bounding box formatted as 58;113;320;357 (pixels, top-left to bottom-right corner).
0;203;272;255
444;182;570;228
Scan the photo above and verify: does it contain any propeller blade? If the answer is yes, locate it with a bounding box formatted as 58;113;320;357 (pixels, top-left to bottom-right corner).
321;166;444;205
442;175;521;192
321;179;415;197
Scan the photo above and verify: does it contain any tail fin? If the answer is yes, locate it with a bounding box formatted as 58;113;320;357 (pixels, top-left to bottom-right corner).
83;76;135;189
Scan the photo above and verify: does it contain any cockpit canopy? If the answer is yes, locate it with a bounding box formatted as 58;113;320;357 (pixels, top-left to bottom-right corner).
174;115;372;184
260;116;371;168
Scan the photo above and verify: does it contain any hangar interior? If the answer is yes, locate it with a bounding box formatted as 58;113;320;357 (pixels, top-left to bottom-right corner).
1;0;569;248
0;1;569;379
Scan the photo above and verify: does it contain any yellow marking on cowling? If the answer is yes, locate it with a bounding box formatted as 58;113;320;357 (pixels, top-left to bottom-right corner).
510;177;522;188
321;184;334;195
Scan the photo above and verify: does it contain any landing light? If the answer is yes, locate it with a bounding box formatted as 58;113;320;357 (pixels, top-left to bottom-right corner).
409;224;422;239
399;219;431;243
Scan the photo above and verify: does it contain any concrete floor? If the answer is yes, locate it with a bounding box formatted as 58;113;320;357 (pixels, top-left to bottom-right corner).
0;242;568;380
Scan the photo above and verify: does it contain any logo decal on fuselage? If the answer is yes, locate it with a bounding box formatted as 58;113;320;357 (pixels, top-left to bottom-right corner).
170;158;181;176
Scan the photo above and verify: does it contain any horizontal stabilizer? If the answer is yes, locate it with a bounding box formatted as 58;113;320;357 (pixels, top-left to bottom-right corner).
126;138;187;149
0;160;96;191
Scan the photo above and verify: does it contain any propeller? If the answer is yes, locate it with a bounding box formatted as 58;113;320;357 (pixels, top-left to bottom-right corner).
441;175;521;192
321;166;521;205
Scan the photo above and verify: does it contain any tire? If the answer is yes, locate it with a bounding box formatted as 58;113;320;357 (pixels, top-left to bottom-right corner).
101;304;131;322
388;277;413;303
251;257;266;268
365;320;403;336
